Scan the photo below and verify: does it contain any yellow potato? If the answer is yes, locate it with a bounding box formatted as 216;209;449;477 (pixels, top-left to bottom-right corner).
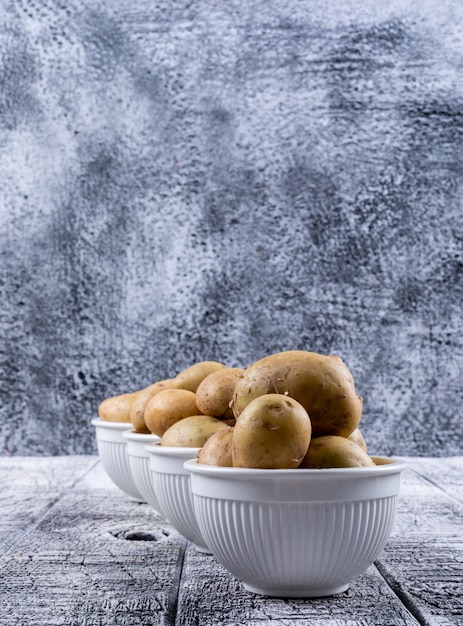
174;360;226;392
300;435;375;469
347;427;368;453
196;367;245;419
144;389;201;437
232;350;362;438
98;392;137;423
232;394;312;469
129;379;179;433
197;426;234;466
161;415;229;447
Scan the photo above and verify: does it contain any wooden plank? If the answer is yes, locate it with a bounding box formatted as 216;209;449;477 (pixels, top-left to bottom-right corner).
377;538;463;626
376;457;463;626
0;459;187;626
405;456;463;505
391;458;463;539
175;547;420;626
0;455;98;555
1;456;462;625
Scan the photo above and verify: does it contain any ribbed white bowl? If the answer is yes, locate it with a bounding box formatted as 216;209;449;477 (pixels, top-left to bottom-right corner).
122;430;161;511
146;443;210;553
91;418;144;502
186;457;407;597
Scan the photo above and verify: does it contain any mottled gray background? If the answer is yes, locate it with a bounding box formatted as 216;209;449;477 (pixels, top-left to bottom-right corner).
1;0;462;457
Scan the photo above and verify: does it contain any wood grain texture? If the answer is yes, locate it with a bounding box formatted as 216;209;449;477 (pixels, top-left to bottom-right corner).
377;458;463;626
0;455;98;555
1;456;462;625
1;458;186;626
1;0;463;456
176;549;420;626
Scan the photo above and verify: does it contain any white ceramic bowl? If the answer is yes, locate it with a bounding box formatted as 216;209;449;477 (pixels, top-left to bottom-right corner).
186;456;407;597
146;443;210;553
91;418;144;502
122;430;161;511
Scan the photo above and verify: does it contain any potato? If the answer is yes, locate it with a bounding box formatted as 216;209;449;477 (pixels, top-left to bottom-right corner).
161;415;229;447
196;367;245;419
232;394;312;469
197;426;234;466
144;389;201;437
347;427;368;453
98;392;137;423
129;379;179;433
300;435;375;469
232;350;362;438
174;360;226;392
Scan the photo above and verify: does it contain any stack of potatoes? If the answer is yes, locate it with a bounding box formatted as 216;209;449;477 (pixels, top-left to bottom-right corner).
97;360;238;445
98;350;375;469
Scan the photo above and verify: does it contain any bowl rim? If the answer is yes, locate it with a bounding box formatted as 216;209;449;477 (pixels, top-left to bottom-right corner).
145;440;201;458
185;456;407;479
122;429;160;443
91;417;132;431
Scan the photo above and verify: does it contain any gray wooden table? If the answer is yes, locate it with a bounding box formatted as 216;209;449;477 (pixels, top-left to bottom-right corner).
1;456;462;625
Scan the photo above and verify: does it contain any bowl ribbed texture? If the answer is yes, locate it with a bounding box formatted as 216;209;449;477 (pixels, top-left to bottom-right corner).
128;454;161;511
152;471;209;551
193;494;398;595
186;457;406;597
96;438;143;501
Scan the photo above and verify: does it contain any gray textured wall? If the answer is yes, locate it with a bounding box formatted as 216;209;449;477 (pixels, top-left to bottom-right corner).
1;0;462;457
